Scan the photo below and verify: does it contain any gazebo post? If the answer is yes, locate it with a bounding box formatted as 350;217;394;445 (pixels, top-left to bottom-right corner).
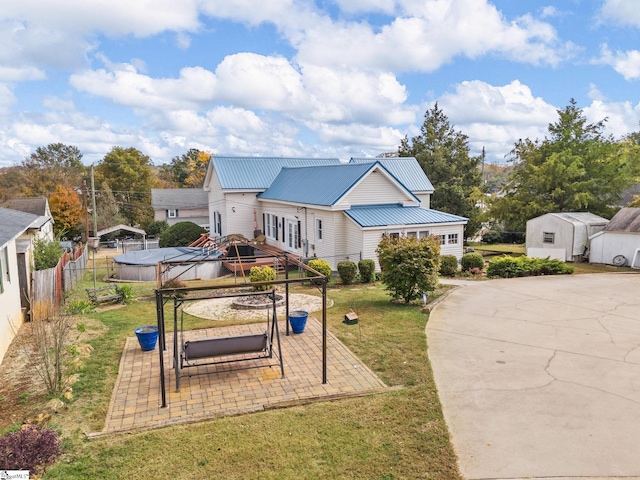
156;289;167;408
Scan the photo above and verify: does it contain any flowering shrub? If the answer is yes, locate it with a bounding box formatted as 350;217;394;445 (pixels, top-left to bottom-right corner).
249;266;276;291
306;259;332;278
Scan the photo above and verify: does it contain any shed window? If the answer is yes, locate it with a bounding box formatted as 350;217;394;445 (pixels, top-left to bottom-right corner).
543;232;555;244
418;230;430;238
448;233;459;245
437;235;446;245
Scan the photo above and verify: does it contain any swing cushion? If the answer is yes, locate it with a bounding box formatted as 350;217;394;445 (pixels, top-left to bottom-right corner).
184;332;268;361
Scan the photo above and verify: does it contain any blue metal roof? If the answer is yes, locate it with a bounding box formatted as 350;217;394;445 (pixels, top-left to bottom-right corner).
345;204;467;228
349;157;434;192
211;157;342;190
258;163;376;206
114;247;224;266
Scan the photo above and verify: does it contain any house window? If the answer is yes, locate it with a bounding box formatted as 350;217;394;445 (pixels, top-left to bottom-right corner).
388;232;400;240
543;232;555;244
406;231;417;238
212;211;222;236
448;233;459;245
167;209;177;218
316;219;323;242
437;235;446;245
418;230;430;238
265;213;278;240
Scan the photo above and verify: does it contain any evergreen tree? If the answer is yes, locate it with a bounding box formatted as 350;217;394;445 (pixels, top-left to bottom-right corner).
398;103;484;238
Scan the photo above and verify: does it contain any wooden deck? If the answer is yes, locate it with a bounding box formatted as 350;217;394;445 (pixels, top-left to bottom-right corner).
222;243;302;274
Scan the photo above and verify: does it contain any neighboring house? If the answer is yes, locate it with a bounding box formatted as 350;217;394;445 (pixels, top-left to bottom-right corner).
2;197;55;242
0;207;40;364
589;207;640;267
526;212;609;262
151;189;209;229
203;157;467;270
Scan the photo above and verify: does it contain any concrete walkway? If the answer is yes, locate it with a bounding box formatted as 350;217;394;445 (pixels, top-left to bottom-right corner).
427;273;640;480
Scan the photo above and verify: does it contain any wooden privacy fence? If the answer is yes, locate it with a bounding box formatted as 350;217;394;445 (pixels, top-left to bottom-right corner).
32;245;88;309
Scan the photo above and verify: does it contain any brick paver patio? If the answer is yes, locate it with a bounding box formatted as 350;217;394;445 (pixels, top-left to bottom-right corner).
94;316;387;435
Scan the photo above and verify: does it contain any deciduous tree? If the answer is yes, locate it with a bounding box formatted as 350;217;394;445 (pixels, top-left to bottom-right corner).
20;143;86;196
49;185;84;237
160;149;212;188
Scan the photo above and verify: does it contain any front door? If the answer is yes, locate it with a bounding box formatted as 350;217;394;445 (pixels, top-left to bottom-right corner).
286;219;298;253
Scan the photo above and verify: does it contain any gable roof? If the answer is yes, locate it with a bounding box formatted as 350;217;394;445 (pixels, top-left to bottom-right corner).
345;204;467;228
603;207;640;232
151;189;208;209
205;157;343;190
2;197;49;216
349;157;434;192
257;162;418;206
0;207;40;248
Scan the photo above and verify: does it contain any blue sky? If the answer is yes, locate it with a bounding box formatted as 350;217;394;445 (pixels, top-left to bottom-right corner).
1;0;639;167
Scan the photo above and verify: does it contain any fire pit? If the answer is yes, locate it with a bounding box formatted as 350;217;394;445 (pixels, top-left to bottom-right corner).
231;293;285;310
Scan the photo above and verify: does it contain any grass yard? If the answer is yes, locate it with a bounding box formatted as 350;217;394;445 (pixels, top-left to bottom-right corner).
21;266;461;479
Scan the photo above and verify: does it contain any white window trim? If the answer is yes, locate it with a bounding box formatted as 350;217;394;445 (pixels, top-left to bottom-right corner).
315;218;323;243
167;209;177;218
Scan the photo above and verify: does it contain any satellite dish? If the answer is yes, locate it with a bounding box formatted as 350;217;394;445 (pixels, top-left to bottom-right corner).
612;255;626;267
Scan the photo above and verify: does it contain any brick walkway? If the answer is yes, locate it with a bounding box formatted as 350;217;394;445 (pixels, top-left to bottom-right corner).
94;317;387;435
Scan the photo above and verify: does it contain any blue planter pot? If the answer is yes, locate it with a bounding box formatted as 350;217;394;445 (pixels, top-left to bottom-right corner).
134;326;158;351
289;310;309;334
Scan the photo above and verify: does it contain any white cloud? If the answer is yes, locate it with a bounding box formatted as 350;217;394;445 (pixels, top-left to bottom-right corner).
595;44;640;80
600;0;640;28
584;99;640;138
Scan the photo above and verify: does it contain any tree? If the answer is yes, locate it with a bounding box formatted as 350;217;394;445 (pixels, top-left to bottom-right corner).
376;235;440;303
48;185;84;237
96;147;156;227
489;100;640;232
95;182;126;231
145;220;169;237
398;104;484;238
159;221;206;247
19;143;86;196
160;149;212;188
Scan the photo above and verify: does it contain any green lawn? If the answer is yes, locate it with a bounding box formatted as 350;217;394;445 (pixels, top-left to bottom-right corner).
42;277;461;479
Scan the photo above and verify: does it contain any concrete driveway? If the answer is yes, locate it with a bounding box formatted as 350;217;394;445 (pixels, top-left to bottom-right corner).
427;273;640;479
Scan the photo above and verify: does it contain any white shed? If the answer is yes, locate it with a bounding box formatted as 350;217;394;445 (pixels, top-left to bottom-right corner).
589;207;640;267
526;212;609;262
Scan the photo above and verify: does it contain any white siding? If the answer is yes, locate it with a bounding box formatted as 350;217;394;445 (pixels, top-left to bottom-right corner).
224;193;261;238
337;170;412;206
589;232;640;266
415;193;431;208
0;240;24;364
207;174;225;234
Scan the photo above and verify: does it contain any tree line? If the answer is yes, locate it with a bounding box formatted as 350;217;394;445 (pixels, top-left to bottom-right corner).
0;146;211;239
1;99;639;242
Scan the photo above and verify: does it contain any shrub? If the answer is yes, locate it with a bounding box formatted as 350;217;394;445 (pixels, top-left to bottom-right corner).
64;299;95;315
306;259;332;279
461;252;484;272
358;259;376;283
249;266;276;291
482;229;503;244
0;424;62;474
145;220;169;237
33;237;64;270
376;235;440;303
439;255;459;277
337;261;358;285
162;278;188;298
159;221;206;247
115;284;135;304
486;256;574;278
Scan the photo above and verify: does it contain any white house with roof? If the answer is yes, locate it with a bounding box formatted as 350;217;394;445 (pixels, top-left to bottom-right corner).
203;157;467;270
2;197;55;242
0;207;42;364
151;188;209;229
526;212;609;262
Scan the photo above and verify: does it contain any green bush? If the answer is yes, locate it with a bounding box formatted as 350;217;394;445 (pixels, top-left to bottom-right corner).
64;299;95;315
486;256;574;278
145;220;169;237
159;221;206;247
439;255;459;276
358;259;376;283
306;259;332;279
115;284;135;304
461;252;484;272
249;266;276;291
482;229;503;244
376;235;440;303
33;237;64;270
337;261;358;285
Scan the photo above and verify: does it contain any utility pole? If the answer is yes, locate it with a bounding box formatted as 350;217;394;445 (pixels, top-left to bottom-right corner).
481;146;486;184
91;165;98;237
83;180;89;242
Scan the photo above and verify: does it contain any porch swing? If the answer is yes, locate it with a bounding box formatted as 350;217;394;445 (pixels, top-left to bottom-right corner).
174;289;285;391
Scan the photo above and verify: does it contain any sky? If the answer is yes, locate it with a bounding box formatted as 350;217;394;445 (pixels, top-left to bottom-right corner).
1;0;639;168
